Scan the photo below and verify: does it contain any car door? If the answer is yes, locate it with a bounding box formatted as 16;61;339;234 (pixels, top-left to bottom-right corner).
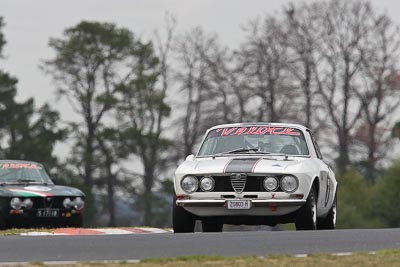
307;130;331;209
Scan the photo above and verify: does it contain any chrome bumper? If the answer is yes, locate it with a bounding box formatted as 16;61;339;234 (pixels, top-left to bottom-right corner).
176;199;306;208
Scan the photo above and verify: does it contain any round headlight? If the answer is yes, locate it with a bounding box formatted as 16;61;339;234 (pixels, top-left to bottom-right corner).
200;177;215;191
63;198;72;209
264;176;279;191
10;197;22;210
280;175;299;193
181;176;199;193
73;197;85;210
22;198;33;209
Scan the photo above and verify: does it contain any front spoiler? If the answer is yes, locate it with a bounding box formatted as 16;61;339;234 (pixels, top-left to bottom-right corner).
176;199;306;208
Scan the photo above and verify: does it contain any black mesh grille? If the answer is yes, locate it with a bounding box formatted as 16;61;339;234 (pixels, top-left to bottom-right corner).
196;175;284;192
29;197;67;209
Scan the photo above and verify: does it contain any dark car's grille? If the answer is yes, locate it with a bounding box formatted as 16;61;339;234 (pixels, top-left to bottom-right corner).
195;175;284;192
30;197;66;209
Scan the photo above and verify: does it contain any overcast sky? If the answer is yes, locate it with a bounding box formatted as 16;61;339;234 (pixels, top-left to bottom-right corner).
0;0;399;122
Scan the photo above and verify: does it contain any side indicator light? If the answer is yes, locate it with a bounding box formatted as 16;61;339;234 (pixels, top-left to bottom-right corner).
9;210;23;215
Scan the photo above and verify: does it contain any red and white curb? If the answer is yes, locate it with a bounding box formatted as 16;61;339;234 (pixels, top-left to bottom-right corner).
20;227;171;236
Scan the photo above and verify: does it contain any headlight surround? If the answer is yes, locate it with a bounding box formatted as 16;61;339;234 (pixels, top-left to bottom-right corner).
10;197;22;210
200;176;215;192
263;176;279;191
181;176;199;193
280;175;299;193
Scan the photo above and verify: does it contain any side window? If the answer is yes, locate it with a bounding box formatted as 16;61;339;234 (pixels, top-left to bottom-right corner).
307;130;323;159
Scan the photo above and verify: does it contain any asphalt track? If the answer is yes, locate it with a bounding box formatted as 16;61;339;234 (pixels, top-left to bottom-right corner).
1;228;400;263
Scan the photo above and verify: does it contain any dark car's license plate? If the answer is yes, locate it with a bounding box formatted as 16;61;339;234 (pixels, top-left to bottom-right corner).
36;209;59;217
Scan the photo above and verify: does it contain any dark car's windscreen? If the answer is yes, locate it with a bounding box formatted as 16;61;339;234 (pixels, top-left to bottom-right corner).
0;163;54;184
198;126;309;156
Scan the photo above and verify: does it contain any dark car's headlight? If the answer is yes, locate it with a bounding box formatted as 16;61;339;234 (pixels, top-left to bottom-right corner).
73;197;85;210
181;176;199;193
63;198;72;209
23;198;33;209
280;175;299;193
10;197;22;210
10;198;34;209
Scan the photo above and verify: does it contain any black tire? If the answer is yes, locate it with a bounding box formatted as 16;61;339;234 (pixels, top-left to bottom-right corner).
172;196;196;233
295;185;317;230
202;221;223;232
317;194;337;230
0;215;6;230
70;214;83;228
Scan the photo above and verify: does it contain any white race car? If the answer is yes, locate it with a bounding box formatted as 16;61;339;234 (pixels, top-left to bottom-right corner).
173;123;337;232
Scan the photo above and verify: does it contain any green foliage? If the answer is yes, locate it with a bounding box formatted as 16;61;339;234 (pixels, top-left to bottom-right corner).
336;169;384;229
4;102;66;168
132;179;174;227
0;18;65;168
373;161;400;227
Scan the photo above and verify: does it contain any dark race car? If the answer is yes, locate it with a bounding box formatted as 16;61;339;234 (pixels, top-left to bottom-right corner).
0;160;85;229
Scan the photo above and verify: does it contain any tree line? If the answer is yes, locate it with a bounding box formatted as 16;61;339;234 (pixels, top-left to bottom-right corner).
1;0;400;228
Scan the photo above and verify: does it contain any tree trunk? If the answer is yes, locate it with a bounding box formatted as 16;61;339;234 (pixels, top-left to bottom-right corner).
366;123;377;180
107;167;116;227
337;129;350;174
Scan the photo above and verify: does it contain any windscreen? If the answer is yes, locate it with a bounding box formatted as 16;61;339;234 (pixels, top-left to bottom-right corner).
197;126;309;156
0;162;54;184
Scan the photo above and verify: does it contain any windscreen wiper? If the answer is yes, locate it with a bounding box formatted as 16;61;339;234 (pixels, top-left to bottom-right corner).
212;148;271;158
16;179;42;184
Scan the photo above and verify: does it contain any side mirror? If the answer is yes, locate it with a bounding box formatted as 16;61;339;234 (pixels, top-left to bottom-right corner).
185;154;195;161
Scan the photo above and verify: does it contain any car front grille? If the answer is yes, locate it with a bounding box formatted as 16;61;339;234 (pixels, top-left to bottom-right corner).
29;197;66;209
195;174;284;192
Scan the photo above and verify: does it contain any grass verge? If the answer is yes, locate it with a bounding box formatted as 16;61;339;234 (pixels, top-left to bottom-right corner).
4;249;400;267
0;228;53;235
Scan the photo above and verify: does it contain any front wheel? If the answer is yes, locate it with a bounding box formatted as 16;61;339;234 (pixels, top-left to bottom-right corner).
317;194;337;230
295;185;317;230
172;196;196;233
0;214;6;230
69;214;83;227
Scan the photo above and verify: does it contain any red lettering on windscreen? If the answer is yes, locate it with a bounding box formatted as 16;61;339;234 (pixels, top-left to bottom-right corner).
220;128;237;136
234;127;247;135
215;126;301;136
255;127;270;135
0;163;41;169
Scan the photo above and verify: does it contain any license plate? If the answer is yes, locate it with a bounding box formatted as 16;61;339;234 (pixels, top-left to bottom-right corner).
227;200;251;209
36;209;59;217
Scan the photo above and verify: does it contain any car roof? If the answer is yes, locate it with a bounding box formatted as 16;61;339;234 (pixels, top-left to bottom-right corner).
207;122;310;132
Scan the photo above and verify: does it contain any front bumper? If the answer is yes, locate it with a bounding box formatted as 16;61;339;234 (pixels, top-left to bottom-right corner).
4;209;82;227
176;198;306;217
